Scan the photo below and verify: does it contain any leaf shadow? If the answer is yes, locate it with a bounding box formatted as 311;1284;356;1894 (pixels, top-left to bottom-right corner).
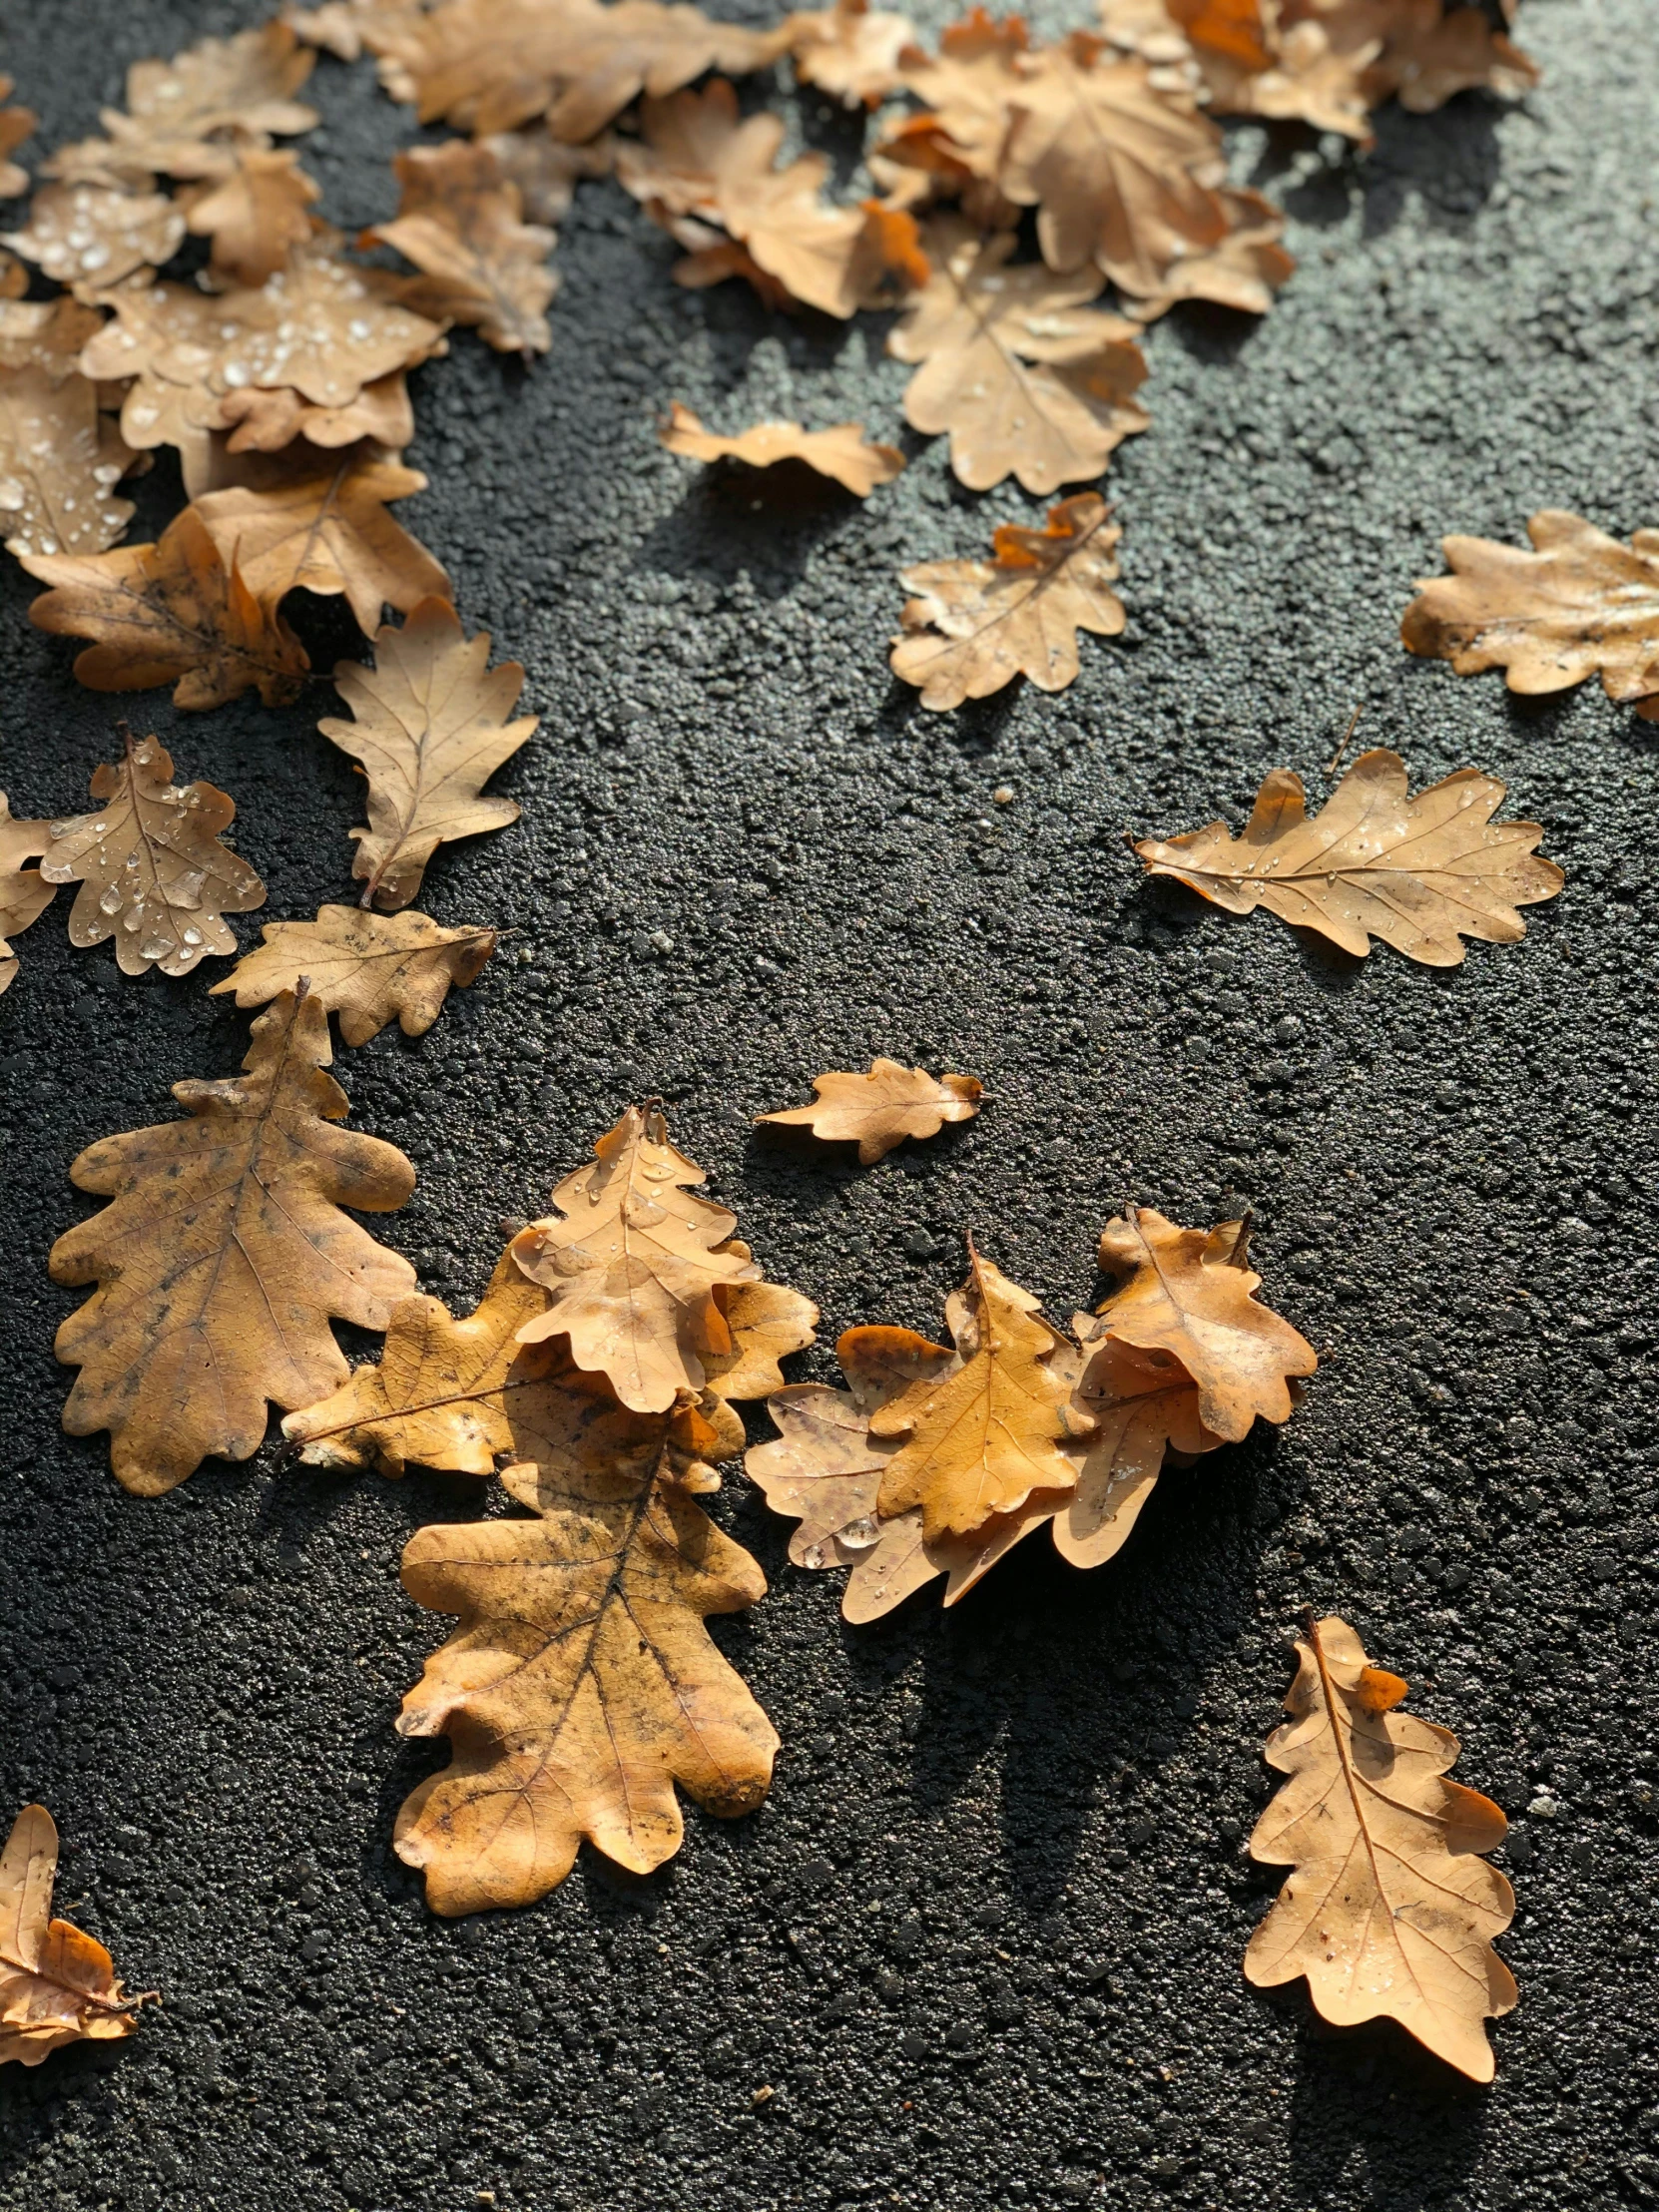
1238;95;1509;243
637;464;872;598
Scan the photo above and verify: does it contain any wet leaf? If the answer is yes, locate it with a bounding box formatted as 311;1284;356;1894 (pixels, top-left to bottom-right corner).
217;371;414;466
54;22;317;187
758;1057;981;1162
0;365;138;561
212;903;496;1043
661;402;904;496
1135;748;1564;965
0;297;105;380
0;795;55;997
888;217;1148;493
39;730;266;979
181;148;322;285
890;489;1124;710
50;987;416;1495
790;0;916;106
1246;1615;1516;2082
366;139;558;354
2;182;186;294
1402;509;1659;719
0;1806;153;2065
510;1103;763;1413
22;503;309;711
317;595;535;909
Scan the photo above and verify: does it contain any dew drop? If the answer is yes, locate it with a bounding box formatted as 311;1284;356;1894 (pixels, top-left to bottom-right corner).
838;1516;881;1551
801;1543;827;1571
98;884;123;915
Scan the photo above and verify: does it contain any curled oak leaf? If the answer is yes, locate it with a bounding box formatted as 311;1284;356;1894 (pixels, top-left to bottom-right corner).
758;1058;982;1163
396;1408;778;1912
888;219;1148;494
57;23;318;189
476;125;614;226
194;448;451;636
703;1268;820;1404
1135;749;1564;966
50;987;416;1496
894;8;1031;180
40;730;266;979
22;503;309;711
0;1806;155;2066
791;0;917;107
1246;1615;1516;2082
1;183;186;294
661;403;904;497
1402;510;1659;719
0;78;35;201
180;148;322;286
871;1242;1081;1541
0;366;139;561
1057;1329;1221;1568
216;371;414;469
510;1103;762;1413
369;0;791;141
211;903;496;1044
366;140;558;355
1093;1207;1316;1443
1117;183;1292;320
317;596;534;910
0;796;55;998
1364;0;1537;114
890;490;1124;712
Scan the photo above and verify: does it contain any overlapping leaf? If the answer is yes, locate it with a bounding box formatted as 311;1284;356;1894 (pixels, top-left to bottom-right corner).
0;1806;152;2066
366;139;558;354
212;904;496;1043
0;364;139;562
49;22;318;188
790;0;916;106
2;182;185;294
181;148;322;285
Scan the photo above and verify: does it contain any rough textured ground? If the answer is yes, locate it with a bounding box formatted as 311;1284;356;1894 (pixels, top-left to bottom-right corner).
0;1;1653;2208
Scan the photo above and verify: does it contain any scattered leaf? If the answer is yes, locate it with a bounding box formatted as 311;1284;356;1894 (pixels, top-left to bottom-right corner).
284;0;431;63
661;402;904;496
366;139;558;354
0;795;55;997
1055;1332;1221;1568
0;1805;153;2065
212;903;496;1042
317;595;535;909
758;1057;981;1162
1402;509;1659;720
38;730;266;979
888;218;1148;493
1135;749;1564;966
1246;1614;1516;2083
791;0;916;106
0;366;138;561
893;8;1031;183
2;182;186;293
22;503;309;711
181;148;322;285
509;1104;763;1413
890;490;1124;711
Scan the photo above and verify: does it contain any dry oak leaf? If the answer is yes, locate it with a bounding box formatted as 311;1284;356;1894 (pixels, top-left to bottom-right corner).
758;1058;982;1163
1135;748;1564;967
509;1104;763;1413
1057;1329;1223;1567
1117;182;1292;320
22;503;309;711
181;149;322;286
870;1242;1081;1541
194;448;451;636
284;0;437;63
366;140;558;354
212;904;496;1043
1246;1615;1516;2082
63;23;318;188
1;182;186;294
0;366;139;562
395;1407;778;1911
216;371;415;469
893;8;1032;181
661;403;903;497
50;986;416;1496
0;297;106;380
1093;1207;1315;1443
317;596;535;910
790;0;917;106
0;1806;154;2066
1171;2;1379;141
0;79;36;201
702;1266;820;1406
370;0;791;141
891;490;1124;712
476;125;614;226
1363;0;1537;114
888;219;1148;494
39;730;266;979
1402;510;1659;721
0;795;55;998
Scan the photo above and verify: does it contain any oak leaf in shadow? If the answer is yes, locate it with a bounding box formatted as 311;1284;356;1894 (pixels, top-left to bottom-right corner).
759;1057;981;1162
0;1806;154;2065
1403;510;1659;720
395;1395;778;1911
22;504;309;710
509;1103;762;1413
49;987;416;1495
888;218;1148;493
39;730;266;978
0;77;35;200
212;903;496;1043
791;0;916;106
890;490;1124;710
366;139;558;354
661;402;903;497
1135;749;1564;966
0;796;55;997
317;596;534;909
0;365;139;561
1246;1614;1516;2082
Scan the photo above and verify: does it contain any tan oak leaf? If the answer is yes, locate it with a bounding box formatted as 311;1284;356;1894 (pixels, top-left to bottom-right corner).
0;366;139;561
217;370;414;467
661;403;903;497
0;1805;154;2066
212;904;496;1043
0;796;55;997
2;182;186;294
0;77;35;200
759;1058;981;1162
791;0;916;106
366;139;558;354
181;148;322;285
57;22;318;187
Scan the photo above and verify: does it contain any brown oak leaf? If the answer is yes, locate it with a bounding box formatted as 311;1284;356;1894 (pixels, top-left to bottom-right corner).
2;182;186;294
366;139;558;354
216;371;415;466
212;904;496;1044
890;490;1124;711
181;148;322;285
53;22;318;188
476;125;614;225
317;596;535;910
0;1806;154;2066
1118;183;1293;319
50;987;416;1495
661;402;904;496
758;1058;982;1162
0;77;35;201
791;0;916;106
0;366;139;561
0;795;55;997
893;8;1031;181
0;297;105;379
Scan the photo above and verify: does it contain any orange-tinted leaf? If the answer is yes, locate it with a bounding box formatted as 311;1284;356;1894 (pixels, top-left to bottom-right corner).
661;402;904;496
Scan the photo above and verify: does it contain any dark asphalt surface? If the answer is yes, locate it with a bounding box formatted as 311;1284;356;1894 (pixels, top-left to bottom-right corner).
0;2;1654;2207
